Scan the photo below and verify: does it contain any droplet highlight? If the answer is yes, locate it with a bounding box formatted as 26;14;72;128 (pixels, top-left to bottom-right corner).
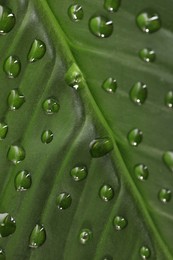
0;5;15;35
14;170;32;191
79;229;92;245
41;130;53;144
28;39;46;62
70;165;88;181
0;122;8;140
56;192;72;210
68;4;83;22
128;128;143;147
90;137;113;158
0;213;16;237
102;255;113;260
134;164;149;181
0;248;5;259
165;91;173;108
7;89;25;110
130;82;147;105
7;144;25;165
89;16;113;38
65;63;84;90
139;48;156;63
163;151;173;172
4;56;21;78
29;224;46;248
113;216;127;230
102;77;118;93
99;184;114;201
104;0;121;12
140;246;151;259
42;98;60;115
136;10;161;34
158;188;171;203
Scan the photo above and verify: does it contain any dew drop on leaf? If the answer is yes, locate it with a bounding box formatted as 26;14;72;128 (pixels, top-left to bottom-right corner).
113;216;127;230
79;228;92;245
0;213;16;237
130;82;147;105
140;246;151;259
41;130;53;144
102;77;118;93
89;16;113;38
163;151;173;172
27;39;46;62
14;170;32;191
165;91;173;108
0;248;5;259
42;98;60;115
134;164;149;181
56;192;72;210
90;137;113;158
99;184;114;202
29;224;46;248
139;48;156;63
3;56;21;78
104;0;121;12
158;188;171;203
68;4;84;22
136;10;161;34
0;5;15;35
127;128;143;146
0;122;8;140
65;63;84;90
7;89;25;111
7;144;25;165
70;165;88;181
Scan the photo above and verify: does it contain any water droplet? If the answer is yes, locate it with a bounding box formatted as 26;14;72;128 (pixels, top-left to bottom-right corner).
7;144;25;165
89;16;113;38
3;56;21;78
0;248;5;259
134;164;149;181
139;48;156;62
140;246;151;259
14;170;32;191
102;255;113;260
0;5;15;35
79;229;92;244
41;130;53;144
27;39;46;62
158;188;171;203
42;98;60;115
128;128;143;147
65;63;84;90
0;122;8;140
136;10;161;34
102;77;118;93
104;0;121;12
165;91;173;108
56;192;72;210
0;213;16;237
7;89;25;110
70;166;88;181
163;151;173;172
68;4;84;22
90;137;113;158
99;184;114;202
130;82;147;105
29;224;46;248
113;216;127;230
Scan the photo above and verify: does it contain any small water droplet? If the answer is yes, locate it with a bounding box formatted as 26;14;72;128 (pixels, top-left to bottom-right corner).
70;165;88;181
41;130;53;144
130;82;147;105
7;144;25;165
3;56;21;78
158;188;171;203
7;89;25;110
65;63;84;90
140;246;151;259
68;4;84;22
102;255;113;260
89;16;113;38
113;216;127;230
90;137;113;158
14;170;32;191
0;122;8;140
104;0;121;12
134;164;149;181
0;248;5;259
28;39;46;63
0;5;15;35
102;77;118;93
56;192;72;210
128;128;143;147
0;213;16;237
163;151;173;172
42;98;60;115
136;10;161;34
99;184;114;202
165;91;173;108
139;48;156;62
29;224;46;248
79;228;92;245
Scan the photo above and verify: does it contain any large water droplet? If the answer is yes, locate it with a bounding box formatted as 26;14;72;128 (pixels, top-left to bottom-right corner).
0;5;15;35
70;165;88;181
68;4;84;22
27;39;46;62
104;0;121;12
65;63;84;90
136;10;161;33
0;122;8;140
90;137;113;158
89;16;113;38
14;170;32;191
130;82;147;105
79;229;92;245
3;56;21;78
29;224;46;248
7;89;25;111
139;48;156;63
0;213;16;237
128;128;143;147
165;91;173;108
7;144;25;165
0;248;5;259
134;164;149;181
113;216;127;230
42;98;60;115
41;130;53;144
56;192;72;210
163;151;173;172
140;246;151;259
99;184;114;202
158;188;171;203
102;77;118;93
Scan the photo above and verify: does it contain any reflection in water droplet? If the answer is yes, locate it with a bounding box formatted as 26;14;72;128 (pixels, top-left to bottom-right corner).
139;48;156;62
7;144;25;165
136;10;161;33
0;213;16;237
99;184;114;202
113;216;127;230
104;0;121;12
163;151;173;172
56;192;72;210
0;248;5;259
7;89;25;110
158;188;171;203
165;91;173;108
42;98;60;115
29;224;46;248
0;5;15;35
90;137;113;158
130;82;147;105
65;63;83;90
134;164;149;181
0;122;8;140
128;128;143;146
27;39;46;62
4;56;21;78
14;170;32;191
79;229;92;244
41;130;53;144
102;77;118;93
89;16;113;38
70;166;88;181
140;246;151;259
68;4;84;22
